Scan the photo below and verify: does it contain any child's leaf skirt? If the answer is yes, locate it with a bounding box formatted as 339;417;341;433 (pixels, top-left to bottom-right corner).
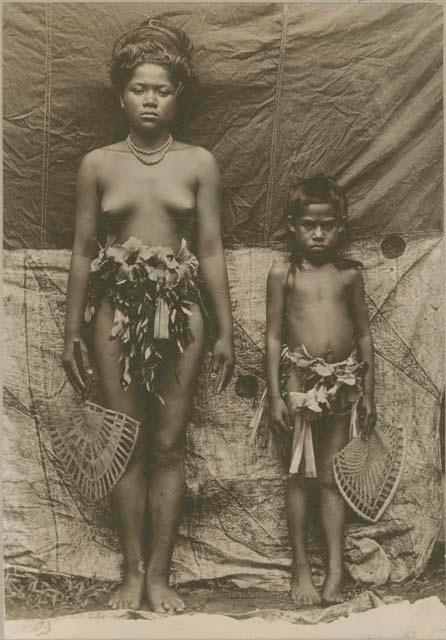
250;345;367;478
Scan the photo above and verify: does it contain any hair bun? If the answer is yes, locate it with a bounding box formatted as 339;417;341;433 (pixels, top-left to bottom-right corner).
110;18;194;92
139;18;193;59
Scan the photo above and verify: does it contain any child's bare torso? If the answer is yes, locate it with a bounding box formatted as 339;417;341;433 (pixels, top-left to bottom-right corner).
284;261;358;361
96;141;198;252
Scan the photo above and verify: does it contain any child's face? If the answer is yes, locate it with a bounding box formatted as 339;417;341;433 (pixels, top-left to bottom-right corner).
289;202;341;259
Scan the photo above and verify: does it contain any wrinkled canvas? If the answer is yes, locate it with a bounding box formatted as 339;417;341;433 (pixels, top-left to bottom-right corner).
3;3;442;248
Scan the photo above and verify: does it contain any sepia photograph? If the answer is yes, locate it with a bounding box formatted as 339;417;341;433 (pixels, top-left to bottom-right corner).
3;1;445;638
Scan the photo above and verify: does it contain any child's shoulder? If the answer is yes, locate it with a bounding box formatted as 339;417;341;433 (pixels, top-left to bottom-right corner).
333;257;363;272
333;258;365;288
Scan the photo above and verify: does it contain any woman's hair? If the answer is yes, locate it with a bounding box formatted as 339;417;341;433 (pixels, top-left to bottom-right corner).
286;174;348;225
110;18;194;99
286;175;359;268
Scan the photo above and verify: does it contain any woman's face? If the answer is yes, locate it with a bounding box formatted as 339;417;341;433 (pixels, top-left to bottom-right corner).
120;63;178;135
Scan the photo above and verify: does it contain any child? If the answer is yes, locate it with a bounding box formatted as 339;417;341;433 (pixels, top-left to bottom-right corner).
265;175;376;606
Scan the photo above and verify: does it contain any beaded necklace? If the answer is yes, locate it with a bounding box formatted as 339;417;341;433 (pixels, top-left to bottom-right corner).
126;134;173;165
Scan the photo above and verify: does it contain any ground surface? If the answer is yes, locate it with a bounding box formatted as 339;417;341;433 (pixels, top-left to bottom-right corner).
5;545;445;621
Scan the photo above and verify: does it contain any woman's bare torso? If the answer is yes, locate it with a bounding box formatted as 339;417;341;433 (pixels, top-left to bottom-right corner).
96;141;198;251
284;263;357;362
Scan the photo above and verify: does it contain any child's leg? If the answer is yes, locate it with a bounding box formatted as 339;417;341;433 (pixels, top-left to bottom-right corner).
93;302;150;610
287;473;321;606
285;368;321;606
145;304;205;613
317;413;349;604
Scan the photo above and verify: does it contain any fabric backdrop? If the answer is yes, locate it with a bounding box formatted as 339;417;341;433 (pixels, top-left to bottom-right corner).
3;3;444;588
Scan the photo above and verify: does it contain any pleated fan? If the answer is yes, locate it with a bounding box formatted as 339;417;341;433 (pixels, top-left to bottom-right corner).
40;400;141;502
333;422;406;523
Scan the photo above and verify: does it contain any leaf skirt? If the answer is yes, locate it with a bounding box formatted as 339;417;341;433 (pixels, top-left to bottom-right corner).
85;237;200;399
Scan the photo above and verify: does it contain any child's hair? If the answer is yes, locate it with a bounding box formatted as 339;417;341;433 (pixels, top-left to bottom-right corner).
286;174;348;225
286;175;360;269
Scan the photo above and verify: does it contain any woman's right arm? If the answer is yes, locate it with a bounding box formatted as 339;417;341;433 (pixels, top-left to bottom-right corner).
266;262;290;432
63;151;101;392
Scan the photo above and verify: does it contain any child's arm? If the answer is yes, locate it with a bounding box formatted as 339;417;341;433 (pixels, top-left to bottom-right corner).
63;151;100;393
266;262;290;433
351;269;377;438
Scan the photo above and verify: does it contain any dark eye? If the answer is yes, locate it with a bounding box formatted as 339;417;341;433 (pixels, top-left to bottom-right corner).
323;222;335;231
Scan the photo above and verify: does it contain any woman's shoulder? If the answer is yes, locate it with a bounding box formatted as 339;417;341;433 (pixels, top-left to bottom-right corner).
90;141;129;157
78;143;128;177
81;142;127;164
173;143;221;182
173;141;212;155
173;142;218;169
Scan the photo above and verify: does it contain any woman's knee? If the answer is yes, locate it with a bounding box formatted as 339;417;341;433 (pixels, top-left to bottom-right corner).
150;432;185;468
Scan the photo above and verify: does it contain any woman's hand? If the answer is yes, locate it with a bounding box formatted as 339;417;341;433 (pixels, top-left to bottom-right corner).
211;335;235;394
359;395;377;440
269;397;291;436
62;338;92;396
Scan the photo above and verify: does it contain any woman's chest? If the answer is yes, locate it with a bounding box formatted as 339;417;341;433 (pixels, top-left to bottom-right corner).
99;157;196;221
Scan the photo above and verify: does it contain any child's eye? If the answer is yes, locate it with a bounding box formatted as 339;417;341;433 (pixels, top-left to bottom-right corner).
157;89;173;97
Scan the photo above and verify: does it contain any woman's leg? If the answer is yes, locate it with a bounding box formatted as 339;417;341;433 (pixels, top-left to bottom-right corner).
93;302;150;610
145;304;205;613
317;413;349;604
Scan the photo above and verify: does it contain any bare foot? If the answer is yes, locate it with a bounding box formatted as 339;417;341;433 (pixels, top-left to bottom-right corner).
108;571;145;610
321;570;344;604
146;576;185;614
290;568;321;607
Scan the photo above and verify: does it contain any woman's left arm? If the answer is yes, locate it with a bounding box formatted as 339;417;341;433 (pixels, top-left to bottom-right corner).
195;148;235;393
351;269;377;438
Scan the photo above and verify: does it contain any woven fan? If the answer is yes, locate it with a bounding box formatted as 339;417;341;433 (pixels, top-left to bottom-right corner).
333;423;406;523
41;400;140;502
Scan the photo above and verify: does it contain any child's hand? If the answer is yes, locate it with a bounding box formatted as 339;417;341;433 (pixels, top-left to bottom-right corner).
360;395;377;440
211;335;235;394
269;397;292;436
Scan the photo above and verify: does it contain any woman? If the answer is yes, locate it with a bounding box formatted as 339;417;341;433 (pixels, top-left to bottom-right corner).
62;19;234;613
